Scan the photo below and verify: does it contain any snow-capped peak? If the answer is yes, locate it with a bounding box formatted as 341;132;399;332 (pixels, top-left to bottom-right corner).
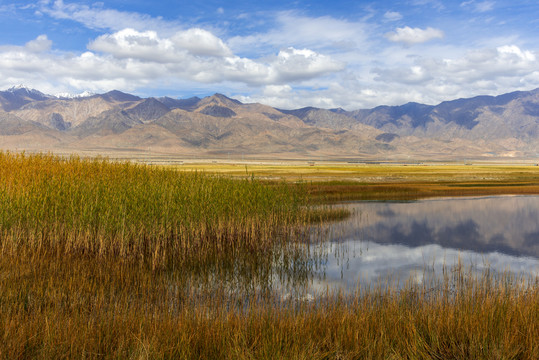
4;84;51;100
7;84;45;95
3;85;95;99
9;84;30;91
54;91;95;99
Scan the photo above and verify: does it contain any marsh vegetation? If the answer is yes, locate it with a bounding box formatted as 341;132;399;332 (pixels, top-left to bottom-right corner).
0;152;537;359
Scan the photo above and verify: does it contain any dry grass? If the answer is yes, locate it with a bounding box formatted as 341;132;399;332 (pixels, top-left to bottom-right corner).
306;181;539;201
0;151;313;270
169;162;539;201
0;152;537;359
1;255;537;359
169;162;539;182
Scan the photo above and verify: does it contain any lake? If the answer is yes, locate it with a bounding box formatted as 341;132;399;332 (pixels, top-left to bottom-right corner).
292;195;539;295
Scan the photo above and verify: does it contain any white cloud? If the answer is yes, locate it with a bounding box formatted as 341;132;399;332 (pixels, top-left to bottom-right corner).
242;86;341;110
497;45;536;62
228;11;368;55
89;29;176;62
386;26;444;45
383;11;403;21
0;28;344;96
240;40;539;110
433;45;537;81
171;28;232;57
373;65;432;85
25;34;52;53
262;84;292;97
270;47;345;82
89;28;232;61
476;1;495;12
209;47;344;86
3;4;539;111
87;28;343;85
367;44;539;105
38;0;181;34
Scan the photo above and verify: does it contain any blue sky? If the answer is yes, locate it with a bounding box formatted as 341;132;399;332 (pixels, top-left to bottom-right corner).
1;0;538;109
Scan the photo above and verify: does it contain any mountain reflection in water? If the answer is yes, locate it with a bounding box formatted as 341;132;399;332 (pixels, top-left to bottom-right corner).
305;195;539;292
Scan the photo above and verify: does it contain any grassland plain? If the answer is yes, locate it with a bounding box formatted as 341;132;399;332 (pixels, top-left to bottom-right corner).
0;152;538;359
170;161;539;201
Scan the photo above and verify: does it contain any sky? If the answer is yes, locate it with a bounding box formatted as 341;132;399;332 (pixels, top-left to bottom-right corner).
1;0;538;109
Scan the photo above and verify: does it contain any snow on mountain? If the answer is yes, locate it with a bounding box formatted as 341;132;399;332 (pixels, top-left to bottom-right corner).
2;85;95;100
54;91;95;99
6;84;51;98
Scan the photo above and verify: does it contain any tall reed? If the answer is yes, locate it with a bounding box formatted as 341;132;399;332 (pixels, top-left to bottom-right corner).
0;254;536;359
0;151;307;270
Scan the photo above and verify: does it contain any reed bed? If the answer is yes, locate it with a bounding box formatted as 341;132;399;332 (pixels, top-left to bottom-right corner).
0;255;537;359
0;151;311;270
0;152;537;359
306;181;539;202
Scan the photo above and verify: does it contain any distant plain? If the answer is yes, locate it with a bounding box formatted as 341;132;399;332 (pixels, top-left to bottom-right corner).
164;160;539;201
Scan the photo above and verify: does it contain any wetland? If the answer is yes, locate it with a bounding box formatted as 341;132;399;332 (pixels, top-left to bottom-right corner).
0;152;538;359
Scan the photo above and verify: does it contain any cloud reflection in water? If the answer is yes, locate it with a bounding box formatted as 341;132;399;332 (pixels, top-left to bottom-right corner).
302;196;539;294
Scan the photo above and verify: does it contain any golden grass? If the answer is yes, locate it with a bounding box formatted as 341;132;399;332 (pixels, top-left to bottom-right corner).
0;152;313;270
1;255;537;359
306;181;539;201
169;162;539;201
0;152;538;359
169;162;539;182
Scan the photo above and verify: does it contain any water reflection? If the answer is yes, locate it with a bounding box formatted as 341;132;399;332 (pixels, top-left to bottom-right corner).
174;196;538;300
304;195;539;293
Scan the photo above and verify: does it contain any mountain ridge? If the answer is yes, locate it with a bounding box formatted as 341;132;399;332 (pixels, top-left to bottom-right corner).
1;86;538;160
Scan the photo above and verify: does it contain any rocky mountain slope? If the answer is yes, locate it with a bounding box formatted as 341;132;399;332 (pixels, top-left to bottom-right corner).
0;86;537;160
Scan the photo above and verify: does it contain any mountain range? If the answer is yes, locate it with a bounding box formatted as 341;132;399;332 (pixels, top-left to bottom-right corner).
1;85;537;161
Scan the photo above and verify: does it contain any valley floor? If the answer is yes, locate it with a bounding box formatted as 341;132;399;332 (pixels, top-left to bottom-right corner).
168;161;539;201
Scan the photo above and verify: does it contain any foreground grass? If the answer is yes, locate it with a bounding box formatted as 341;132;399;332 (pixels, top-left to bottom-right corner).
0;152;538;359
1;256;537;359
0;151;311;270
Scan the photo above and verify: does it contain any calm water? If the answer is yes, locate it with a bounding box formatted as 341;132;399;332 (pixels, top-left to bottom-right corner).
298;195;539;294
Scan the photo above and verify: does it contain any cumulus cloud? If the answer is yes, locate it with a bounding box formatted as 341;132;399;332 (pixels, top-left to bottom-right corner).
0;27;344;96
262;84;292;97
386;26;444;45
89;29;176;62
369;44;538;105
3;3;539;111
25;34;52;52
88;28;232;62
171;28;232;57
241;41;539;110
432;45;537;82
270;47;345;82
86;28;343;85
